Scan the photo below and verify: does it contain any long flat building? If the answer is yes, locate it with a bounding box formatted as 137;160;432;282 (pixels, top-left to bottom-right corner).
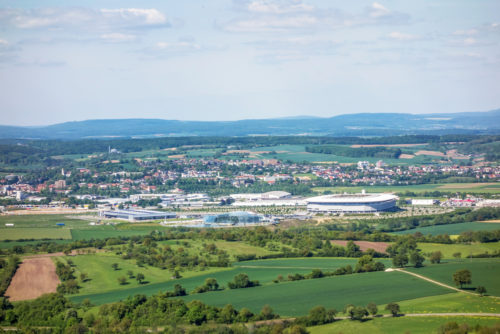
306;193;397;213
100;209;176;221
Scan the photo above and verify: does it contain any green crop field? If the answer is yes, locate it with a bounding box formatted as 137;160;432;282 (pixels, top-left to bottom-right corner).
312;183;500;194
309;316;500;334
0;214;93;228
0;228;72;241
418;242;500;259
180;271;449;316
392;293;500;314
393;222;500;236
406;259;500;296
69;257;372;305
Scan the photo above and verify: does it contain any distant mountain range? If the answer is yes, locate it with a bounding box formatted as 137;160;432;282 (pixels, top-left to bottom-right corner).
1;110;499;139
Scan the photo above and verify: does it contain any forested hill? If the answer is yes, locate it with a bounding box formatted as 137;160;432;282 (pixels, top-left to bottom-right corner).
1;109;499;139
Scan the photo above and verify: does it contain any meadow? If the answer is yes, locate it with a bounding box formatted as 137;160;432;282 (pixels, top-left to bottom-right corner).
308;316;500;334
418;241;500;259
406;258;500;296
312;183;500;194
393;222;500;236
392;292;500;314
0;228;71;241
69;257;369;305
179;271;449;316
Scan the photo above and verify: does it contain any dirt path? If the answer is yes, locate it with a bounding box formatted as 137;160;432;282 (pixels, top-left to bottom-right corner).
394;269;478;296
5;257;60;301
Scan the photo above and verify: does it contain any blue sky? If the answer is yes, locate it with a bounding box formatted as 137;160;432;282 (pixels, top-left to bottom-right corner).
0;0;499;125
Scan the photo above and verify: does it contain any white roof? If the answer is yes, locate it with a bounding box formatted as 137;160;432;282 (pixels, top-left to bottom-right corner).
306;193;397;204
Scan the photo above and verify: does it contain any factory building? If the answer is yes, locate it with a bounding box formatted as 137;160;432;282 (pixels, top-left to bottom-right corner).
99;209;176;221
203;211;262;226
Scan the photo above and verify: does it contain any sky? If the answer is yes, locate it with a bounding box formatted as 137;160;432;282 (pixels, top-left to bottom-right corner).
0;0;499;126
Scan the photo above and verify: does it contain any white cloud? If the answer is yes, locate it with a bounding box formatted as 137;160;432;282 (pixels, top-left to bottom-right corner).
247;0;314;14
388;31;419;41
225;15;319;32
369;2;390;18
0;7;169;31
0;39;8;45
155;41;201;51
453;29;478;36
100;8;167;26
224;1;409;33
463;37;476;46
101;33;137;43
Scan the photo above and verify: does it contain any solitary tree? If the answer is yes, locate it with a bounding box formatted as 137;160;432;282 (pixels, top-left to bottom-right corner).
385;302;400;317
453;252;462;260
126;270;134;278
409;251;425;268
79;273;88;282
204;278;219;291
367;302;378;316
476;286;487;296
452;269;472;288
429;251;442;264
111;263;119;271
136;273;145;284
117;276;127;285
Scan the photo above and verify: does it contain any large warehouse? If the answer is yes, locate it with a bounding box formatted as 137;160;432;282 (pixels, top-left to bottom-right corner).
306;193;397;213
100;209;176;221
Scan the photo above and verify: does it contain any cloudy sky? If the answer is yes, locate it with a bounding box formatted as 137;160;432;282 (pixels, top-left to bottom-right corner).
1;0;499;125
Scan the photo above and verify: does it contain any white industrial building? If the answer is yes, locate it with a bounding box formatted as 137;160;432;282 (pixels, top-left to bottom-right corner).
306;192;397;213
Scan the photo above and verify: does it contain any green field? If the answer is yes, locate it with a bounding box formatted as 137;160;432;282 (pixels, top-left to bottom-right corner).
179;271;449;316
313;183;500;194
406;259;500;296
309;316;500;334
0;228;72;241
61;253;230;296
0;214;93;228
69;258;370;305
393;222;500;236
393;293;500;314
418;242;500;259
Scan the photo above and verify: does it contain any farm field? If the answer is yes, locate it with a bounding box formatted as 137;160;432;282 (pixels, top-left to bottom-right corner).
308;316;500;334
157;239;280;261
392;292;500;314
69;257;373;305
0;213;93;228
5;257;60;301
406;258;500;296
60;253;229;296
393;222;500;236
0;228;71;241
312;183;500;194
180;271;449;316
418;242;500;259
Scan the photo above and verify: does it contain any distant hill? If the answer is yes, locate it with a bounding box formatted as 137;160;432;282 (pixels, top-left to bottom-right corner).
1;109;499;139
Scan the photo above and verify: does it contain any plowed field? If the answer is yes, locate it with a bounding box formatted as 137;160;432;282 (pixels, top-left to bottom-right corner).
5;257;60;301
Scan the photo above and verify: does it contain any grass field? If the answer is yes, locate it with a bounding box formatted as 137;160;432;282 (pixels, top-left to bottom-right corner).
69;258;371;305
312;183;500;194
179;271;449;316
418;242;500;259
60;253;229;296
156;239;280;261
393;293;500;314
393;222;500;236
406;258;500;296
309;316;500;334
0;214;93;228
0;228;72;241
